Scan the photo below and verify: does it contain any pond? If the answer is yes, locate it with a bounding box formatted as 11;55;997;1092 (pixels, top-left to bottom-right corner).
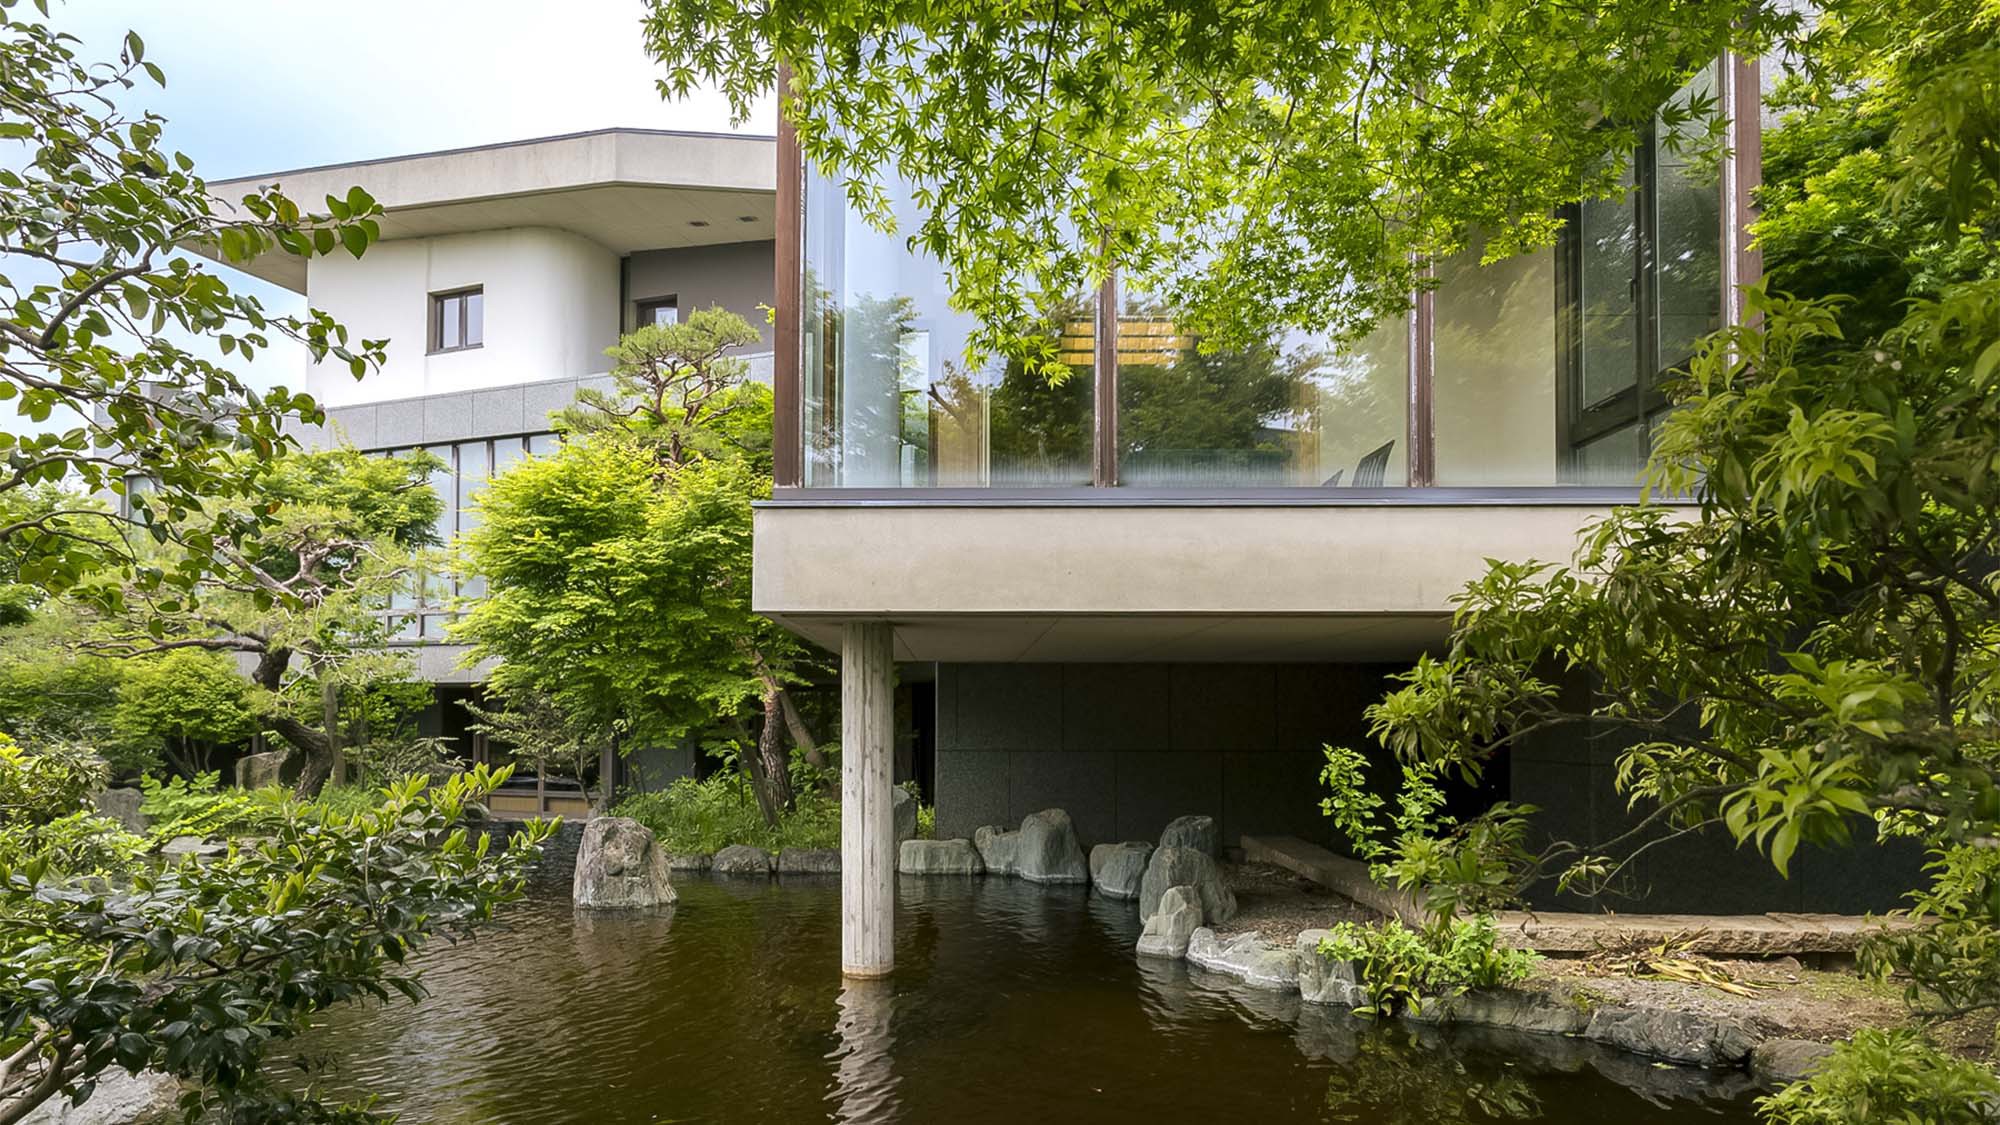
280;856;1764;1124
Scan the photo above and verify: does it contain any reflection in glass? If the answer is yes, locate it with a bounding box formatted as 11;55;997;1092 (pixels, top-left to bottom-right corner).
1113;297;1408;488
1577;173;1639;413
1433;242;1558;485
1654;64;1722;366
804;169;1093;486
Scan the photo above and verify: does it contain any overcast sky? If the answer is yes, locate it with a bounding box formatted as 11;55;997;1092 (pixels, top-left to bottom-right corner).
55;0;774;392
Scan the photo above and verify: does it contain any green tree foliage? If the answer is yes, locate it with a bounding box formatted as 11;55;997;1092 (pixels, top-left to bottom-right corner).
0;767;552;1125
0;2;387;603
1310;1;2000;1112
108;650;255;778
643;0;1782;370
89;448;444;796
458;309;821;821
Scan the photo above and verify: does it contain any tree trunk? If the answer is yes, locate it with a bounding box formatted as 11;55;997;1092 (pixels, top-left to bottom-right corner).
776;685;825;771
320;674;344;788
245;645;338;799
758;686;795;813
270;714;336;799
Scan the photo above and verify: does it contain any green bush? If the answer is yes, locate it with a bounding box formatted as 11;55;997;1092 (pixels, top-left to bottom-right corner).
1319;916;1539;1016
614;774;840;854
138;772;287;841
0;811;145;874
1758;1028;2000;1125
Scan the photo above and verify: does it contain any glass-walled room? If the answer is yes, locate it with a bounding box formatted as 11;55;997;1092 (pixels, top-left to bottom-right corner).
795;66;1725;491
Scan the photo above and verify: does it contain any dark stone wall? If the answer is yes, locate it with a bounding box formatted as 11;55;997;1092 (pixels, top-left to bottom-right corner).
1510;679;1926;915
938;661;1928;915
933;662;1401;849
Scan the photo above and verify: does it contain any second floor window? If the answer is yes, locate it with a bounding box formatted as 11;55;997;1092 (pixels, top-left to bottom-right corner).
637;295;678;327
431;287;484;353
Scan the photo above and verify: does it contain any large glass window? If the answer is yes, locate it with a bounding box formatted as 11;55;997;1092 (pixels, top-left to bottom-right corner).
804;170;1093;487
1113;295;1408;488
1556;63;1722;485
372;433;554;641
1433;242;1559;485
792;62;1725;491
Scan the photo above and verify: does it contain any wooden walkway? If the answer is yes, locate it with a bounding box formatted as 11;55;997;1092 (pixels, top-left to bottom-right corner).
1240;835;1905;956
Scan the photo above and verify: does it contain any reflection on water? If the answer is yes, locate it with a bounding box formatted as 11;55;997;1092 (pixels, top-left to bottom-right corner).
830;978;897;1123
276;871;1760;1124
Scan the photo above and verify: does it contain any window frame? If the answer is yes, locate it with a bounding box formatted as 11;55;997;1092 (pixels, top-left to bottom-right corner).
636;294;679;328
429;286;484;355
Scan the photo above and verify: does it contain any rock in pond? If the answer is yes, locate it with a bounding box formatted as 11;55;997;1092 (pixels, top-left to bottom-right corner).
1138;845;1237;925
159;835;225;863
1751;1038;1837;1084
1089;841;1153;900
777;847;841;875
892;787;918;843
573;816;676;909
899;838;984;875
1186;928;1300;991
92;787;146;833
668;852;713;872
1136;885;1203;959
711;844;776;876
1158;813;1218;857
1582;1005;1758;1068
974;824;1018;875
18;1066;179;1125
1014;809;1089;884
1294;929;1368;1007
234;748;295;790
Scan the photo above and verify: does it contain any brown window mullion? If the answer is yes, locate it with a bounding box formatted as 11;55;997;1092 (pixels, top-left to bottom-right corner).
1092;269;1119;487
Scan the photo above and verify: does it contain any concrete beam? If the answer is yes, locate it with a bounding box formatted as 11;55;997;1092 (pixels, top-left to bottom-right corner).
841;621;896;977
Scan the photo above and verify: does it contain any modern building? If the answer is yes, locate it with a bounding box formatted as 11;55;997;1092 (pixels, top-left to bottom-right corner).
749;54;1921;976
203;128;778;790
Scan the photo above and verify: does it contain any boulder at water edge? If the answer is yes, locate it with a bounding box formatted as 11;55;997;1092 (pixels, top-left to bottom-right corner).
892;787;918;843
1089;841;1153;900
18;1066;179;1125
712;844;777;875
777;847;841;874
974;824;1019;875
1157;813;1218;857
234;748;296;791
91;787;146;833
1135;885;1204;959
1014;808;1089;884
1294;929;1368;1007
1138;845;1237;925
572;817;676;909
898;838;985;875
1186;928;1300;992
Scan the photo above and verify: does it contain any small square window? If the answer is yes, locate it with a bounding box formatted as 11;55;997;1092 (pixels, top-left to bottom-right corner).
431;287;483;353
636;295;678;328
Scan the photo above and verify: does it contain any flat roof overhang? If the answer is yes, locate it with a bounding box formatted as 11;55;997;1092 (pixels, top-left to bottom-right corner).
198;128;778;292
752;491;1641;662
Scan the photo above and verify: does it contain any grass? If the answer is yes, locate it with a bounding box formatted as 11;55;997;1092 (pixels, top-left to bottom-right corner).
613;774;842;854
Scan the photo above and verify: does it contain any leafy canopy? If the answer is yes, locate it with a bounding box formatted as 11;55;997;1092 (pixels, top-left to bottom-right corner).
645;0;1791;371
0;1;388;603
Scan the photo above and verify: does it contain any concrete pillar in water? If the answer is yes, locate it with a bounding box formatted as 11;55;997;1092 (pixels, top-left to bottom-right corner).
841;621;895;977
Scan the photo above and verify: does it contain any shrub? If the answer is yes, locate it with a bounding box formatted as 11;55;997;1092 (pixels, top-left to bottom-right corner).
1758;1028;2000;1125
0;735;102;826
614;774;840;854
1319;916;1538;1016
0;811;145;875
138;772;287;841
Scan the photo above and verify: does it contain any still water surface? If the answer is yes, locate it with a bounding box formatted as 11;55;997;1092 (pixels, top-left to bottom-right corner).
282;859;1763;1124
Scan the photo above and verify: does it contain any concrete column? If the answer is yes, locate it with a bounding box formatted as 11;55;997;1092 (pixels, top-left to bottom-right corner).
841;621;895;977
